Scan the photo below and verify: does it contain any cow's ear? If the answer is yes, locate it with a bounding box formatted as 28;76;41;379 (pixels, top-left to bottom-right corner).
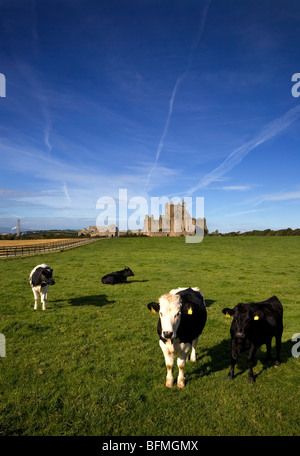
253;310;264;321
222;308;233;317
147;302;159;314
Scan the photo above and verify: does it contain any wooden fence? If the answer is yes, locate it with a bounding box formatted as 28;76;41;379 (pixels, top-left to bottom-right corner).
0;238;100;257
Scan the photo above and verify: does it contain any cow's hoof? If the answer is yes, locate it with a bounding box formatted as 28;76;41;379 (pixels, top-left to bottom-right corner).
248;376;255;383
275;360;281;367
177;375;185;388
166;380;173;388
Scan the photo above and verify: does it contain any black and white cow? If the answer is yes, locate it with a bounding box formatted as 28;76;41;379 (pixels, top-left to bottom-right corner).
101;267;134;285
29;264;55;310
147;287;207;388
222;296;283;382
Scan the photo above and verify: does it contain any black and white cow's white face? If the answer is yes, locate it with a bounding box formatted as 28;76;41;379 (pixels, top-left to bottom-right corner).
148;294;182;341
159;294;182;341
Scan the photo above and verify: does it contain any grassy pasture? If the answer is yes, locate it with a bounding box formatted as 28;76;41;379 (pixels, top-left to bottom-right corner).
0;236;299;436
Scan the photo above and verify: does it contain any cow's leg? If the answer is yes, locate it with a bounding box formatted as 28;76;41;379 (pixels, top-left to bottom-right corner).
228;340;238;379
275;329;282;366
41;293;47;311
190;337;198;362
248;344;257;383
41;286;49;311
177;343;191;388
159;340;174;388
32;288;39;310
265;338;272;362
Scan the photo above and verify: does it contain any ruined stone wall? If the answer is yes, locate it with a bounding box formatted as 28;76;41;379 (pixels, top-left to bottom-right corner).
78;225;118;237
143;202;208;237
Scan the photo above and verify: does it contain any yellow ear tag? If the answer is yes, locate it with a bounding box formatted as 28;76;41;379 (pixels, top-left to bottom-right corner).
187;307;193;315
254;315;259;320
151;308;157;314
225;313;230;318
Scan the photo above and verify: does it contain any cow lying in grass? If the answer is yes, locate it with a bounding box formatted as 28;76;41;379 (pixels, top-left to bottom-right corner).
29;264;55;310
222;295;283;382
101;267;134;285
148;287;207;388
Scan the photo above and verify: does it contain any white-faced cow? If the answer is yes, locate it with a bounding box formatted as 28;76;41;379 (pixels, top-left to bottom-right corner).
222;296;283;382
147;287;207;388
29;264;55;310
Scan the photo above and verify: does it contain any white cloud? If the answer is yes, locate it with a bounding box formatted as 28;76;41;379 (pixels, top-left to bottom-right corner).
224;208;266;217
221;185;251;191
255;190;300;205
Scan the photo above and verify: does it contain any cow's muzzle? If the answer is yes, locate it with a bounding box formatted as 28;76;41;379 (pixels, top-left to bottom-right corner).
163;331;173;340
236;332;245;339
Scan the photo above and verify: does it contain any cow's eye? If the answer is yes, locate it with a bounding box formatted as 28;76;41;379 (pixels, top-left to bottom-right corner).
159;312;163;317
175;311;181;318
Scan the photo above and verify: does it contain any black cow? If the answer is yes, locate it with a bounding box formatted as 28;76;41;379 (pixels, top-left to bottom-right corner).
147;287;207;388
222;296;283;382
101;267;134;285
29;264;55;310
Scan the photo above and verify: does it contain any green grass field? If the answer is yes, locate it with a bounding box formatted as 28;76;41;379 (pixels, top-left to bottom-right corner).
0;236;299;436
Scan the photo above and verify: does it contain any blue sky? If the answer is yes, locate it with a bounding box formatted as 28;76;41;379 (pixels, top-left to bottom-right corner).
0;0;300;233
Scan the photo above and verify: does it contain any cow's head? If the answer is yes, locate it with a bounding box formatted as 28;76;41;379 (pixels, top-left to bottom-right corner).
40;267;55;287
148;293;193;341
124;267;134;277
222;303;263;338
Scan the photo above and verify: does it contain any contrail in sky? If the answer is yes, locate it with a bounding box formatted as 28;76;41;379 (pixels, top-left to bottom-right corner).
144;0;212;189
9;2;52;155
185;104;300;195
144;74;185;189
15;60;53;154
40;98;52;153
63;182;72;205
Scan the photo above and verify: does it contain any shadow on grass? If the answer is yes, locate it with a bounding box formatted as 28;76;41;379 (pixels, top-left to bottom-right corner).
191;338;294;382
68;295;115;307
101;279;149;285
123;279;149;284
205;299;215;307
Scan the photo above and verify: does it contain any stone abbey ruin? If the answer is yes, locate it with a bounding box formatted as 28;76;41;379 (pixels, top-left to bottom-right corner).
78;201;208;238
143;201;208;237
